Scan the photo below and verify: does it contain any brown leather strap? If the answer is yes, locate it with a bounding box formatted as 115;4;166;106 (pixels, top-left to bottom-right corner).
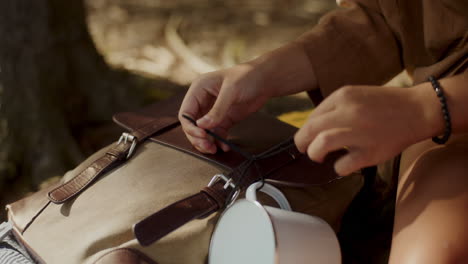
48;142;132;203
48;94;186;204
48;116;180;204
133;141;345;246
133;191;220;246
133;171;246;246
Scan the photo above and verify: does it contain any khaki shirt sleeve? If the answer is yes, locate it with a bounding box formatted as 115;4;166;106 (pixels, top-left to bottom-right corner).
296;0;403;101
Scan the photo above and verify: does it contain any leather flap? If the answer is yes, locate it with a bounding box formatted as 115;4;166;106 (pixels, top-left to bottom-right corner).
112;95;181;131
112;92;302;171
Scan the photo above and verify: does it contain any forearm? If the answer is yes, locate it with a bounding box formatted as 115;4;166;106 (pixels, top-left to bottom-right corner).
413;72;468;140
247;41;318;98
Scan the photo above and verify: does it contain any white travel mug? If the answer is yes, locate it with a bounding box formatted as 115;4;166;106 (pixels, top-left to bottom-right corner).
209;182;341;264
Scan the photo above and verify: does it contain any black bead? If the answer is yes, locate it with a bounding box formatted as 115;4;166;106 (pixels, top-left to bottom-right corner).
429;76;451;145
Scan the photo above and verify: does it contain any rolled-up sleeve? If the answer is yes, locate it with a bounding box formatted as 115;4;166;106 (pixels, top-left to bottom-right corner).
296;0;403;102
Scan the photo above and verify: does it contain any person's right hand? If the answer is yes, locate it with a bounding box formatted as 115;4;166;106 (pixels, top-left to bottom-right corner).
179;63;271;154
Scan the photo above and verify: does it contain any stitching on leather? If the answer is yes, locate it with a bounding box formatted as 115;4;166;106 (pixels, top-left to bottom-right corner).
48;141;134;203
50;155;112;202
48;155;106;199
48;155;115;203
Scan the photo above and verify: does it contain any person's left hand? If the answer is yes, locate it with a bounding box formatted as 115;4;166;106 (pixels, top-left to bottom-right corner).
294;85;436;176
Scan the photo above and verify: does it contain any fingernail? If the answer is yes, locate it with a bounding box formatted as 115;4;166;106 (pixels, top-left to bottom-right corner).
201;141;213;152
194;144;205;153
194;129;205;138
313;158;324;164
221;143;230;152
194;141;208;152
334;166;347;177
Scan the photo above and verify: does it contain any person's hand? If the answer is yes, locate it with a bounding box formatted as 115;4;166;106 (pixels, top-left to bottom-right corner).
179;42;318;154
294;85;438;176
179;63;271;154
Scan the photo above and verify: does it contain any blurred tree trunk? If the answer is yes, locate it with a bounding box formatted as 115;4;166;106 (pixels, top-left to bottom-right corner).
0;0;182;209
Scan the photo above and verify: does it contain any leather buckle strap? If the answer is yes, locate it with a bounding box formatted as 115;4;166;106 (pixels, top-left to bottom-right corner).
133;190;220;247
48;117;180;204
48;135;136;204
117;132;137;159
207;174;241;208
133;177;238;247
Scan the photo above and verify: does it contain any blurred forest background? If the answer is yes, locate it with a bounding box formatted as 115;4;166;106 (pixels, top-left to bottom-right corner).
0;0;410;263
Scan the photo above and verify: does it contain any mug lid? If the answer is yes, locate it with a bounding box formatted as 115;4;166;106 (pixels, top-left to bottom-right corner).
209;199;276;264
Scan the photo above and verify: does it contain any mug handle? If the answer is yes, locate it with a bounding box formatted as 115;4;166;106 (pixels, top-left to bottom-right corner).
246;182;292;211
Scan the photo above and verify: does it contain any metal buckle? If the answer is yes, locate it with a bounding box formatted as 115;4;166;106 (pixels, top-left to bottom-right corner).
208;174;240;208
117;132;137;159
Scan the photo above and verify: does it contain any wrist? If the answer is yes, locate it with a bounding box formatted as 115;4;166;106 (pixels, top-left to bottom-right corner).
247;42;318;98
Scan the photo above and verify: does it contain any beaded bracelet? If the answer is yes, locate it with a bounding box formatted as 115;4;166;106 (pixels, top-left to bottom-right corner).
428;76;451;144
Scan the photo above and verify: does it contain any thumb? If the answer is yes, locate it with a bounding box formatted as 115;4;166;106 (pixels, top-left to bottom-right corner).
197;85;234;129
